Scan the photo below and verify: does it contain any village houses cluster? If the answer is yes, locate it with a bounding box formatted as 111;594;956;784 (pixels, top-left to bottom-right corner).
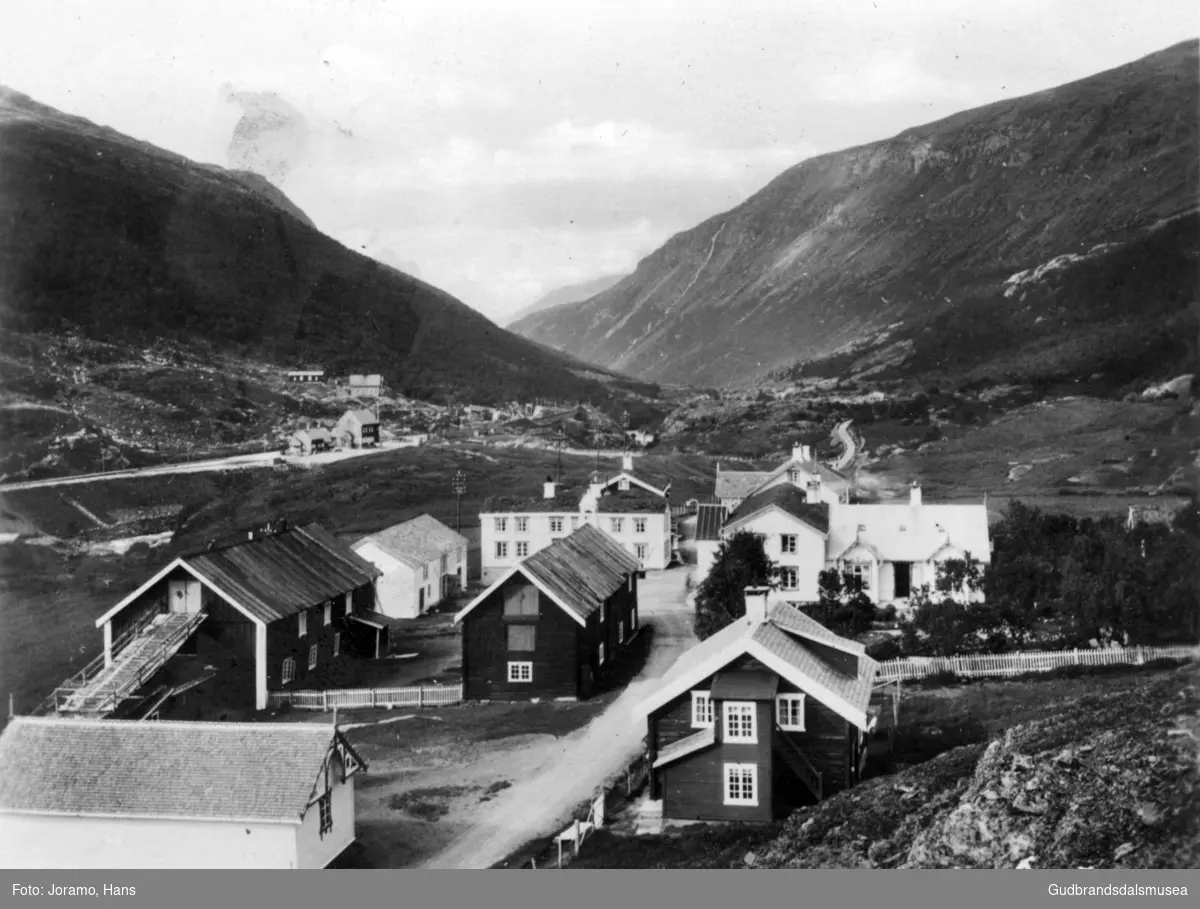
0;432;991;868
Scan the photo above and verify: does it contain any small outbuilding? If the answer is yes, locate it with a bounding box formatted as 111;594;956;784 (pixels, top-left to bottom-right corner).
335;409;380;448
352;515;469;619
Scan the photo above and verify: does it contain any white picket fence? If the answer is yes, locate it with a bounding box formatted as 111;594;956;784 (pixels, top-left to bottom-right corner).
875;644;1200;682
268;683;463;711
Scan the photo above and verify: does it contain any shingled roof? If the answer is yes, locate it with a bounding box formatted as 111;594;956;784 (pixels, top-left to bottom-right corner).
595;489;666;513
355;514;467;569
0;718;364;824
455;523;639;627
726;485;831;534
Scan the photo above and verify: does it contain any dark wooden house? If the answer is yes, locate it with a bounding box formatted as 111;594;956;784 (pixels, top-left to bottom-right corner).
89;522;384;714
454;523;640;701
632;588;879;823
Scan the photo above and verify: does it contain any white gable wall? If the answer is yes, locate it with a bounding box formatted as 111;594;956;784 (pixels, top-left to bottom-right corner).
353;541;417;619
294;769;357;869
0;814;298;869
725;508;826;602
757;470;842;505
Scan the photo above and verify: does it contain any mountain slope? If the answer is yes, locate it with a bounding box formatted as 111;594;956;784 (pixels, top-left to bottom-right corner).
0;87;658;407
512;40;1200;389
503;273;627;327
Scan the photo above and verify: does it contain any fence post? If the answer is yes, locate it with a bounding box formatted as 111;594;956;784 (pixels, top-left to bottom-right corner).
322;690;329;711
574;818;581;854
419;687;425;708
372;689;377;708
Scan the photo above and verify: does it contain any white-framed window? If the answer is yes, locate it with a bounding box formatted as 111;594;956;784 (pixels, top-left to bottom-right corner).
570;516;580;529
628;574;633;592
507;661;532;682
298;611;307;638
550;516;564;534
618;621;625;644
619;478;630;491
515;516;529;533
781;567;798;590
787;469;800;484
516;541;529;558
776;694;806;731
507;625;536;652
781;534;797;554
423;564;429;580
631;604;638;629
635;543;648;561
848;561;871;590
324;602;332;626
599;641;606;665
634;518;647;534
691;691;713;728
282;657;296;685
600;603;607;623
333;632;341;657
610;517;624;533
494;517;508;533
318;792;333;837
723;702;757;743
458;546;465;562
495;541;508;559
308;644;318;670
723;763;758;806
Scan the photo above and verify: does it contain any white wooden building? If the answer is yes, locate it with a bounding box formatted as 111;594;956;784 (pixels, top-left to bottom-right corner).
0;717;366;869
352;515;469;618
715;444;851;511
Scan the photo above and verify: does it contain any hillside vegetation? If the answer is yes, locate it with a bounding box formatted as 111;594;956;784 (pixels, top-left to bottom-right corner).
512;40;1199;391
0;87;658;409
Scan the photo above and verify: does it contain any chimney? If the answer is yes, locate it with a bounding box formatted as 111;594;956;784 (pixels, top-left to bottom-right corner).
543;475;556;499
910;482;922;507
744;586;770;623
246;530;255;541
806;480;821;504
792;443;805;463
622;452;634;472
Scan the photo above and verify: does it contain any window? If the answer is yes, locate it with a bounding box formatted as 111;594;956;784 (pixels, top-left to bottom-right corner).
599;642;606;665
787;469;800;484
619;478;630;491
691;691;713;728
570;516;580;529
610;518;624;533
618;621;625;645
298;612;307;638
282;657;296;685
507;661;533;682
323;602;332;626
516;541;529;558
848;562;871;591
776;694;806;731
441;554;448;573
515;516;528;533
423;564;429;580
631;605;638;629
495;541;508;559
308;644;319;670
503;585;538;616
781;567;798;590
723;702;757;743
723;763;758;806
550;516;564;534
635;543;648;561
600;603;607;623
494;517;508;533
318;793;332;837
333;633;341;657
507;625;536;652
634;518;647;534
781;534;797;554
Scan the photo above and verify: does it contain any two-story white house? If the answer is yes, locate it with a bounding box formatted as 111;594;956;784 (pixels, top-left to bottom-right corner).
715;444;851;511
722;484;831;602
352;515;468;618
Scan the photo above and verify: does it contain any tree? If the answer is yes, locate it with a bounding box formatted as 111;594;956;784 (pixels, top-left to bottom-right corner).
808;568;877;638
693;531;780;640
900;556;997;656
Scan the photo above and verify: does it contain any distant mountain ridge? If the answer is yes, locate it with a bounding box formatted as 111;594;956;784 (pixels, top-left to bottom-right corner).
503;273;627;327
511;40;1200;391
0;86;659;408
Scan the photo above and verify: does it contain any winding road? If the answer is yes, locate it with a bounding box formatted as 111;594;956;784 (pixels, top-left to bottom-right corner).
832;419;859;471
416;568;696;869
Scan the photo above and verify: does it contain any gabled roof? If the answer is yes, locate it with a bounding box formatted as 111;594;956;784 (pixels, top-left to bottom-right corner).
595;489;666;514
826;502;992;564
632;602;879;730
602;467;671;497
0;718;365;824
695;503;728;542
342;409;379;425
96;523;381;628
454;523;638;627
355;515;467;569
725;486;830;535
714;469;772;501
481;483;585;514
759;456;850;491
292;427;333;442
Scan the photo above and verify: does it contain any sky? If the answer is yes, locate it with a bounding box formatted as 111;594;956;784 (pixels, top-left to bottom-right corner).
3;0;1197;323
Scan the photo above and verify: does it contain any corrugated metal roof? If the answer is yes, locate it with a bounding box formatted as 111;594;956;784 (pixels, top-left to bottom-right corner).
521;523;640;621
0;718;352;823
356;515;467;569
727;486;830;533
694;503;728;541
827;502;992;563
710;670;779;701
186;523;381;624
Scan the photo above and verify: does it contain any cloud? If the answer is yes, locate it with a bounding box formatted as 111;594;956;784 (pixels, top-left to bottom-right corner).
814;49;978;106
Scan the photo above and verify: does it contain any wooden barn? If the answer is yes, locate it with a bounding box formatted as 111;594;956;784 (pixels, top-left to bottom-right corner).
454;523;640;701
74;522;384;715
0;717;365;869
335;409;380;448
632;588;880;824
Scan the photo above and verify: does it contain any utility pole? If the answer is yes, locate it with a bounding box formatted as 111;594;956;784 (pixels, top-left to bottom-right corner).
594;426;602;473
621;410;630;454
453;470;467;534
555;426;566;482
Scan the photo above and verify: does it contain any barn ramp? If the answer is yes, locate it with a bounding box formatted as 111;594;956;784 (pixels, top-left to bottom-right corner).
52;613;207;718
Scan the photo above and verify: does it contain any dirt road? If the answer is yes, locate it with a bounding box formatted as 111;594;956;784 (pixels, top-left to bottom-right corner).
415;568;696;869
832;419;859;471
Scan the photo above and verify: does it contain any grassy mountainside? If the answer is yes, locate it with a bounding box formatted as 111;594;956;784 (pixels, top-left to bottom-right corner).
0;86;659;408
512;40;1199;390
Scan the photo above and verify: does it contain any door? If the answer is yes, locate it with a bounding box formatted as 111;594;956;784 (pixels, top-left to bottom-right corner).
894;562;912;599
167;579;201;614
418;588;425;613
